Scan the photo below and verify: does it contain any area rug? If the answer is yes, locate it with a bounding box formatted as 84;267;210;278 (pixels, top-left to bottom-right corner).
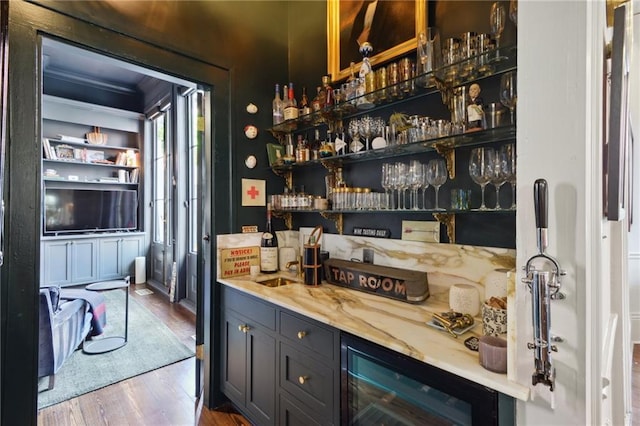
38;289;195;409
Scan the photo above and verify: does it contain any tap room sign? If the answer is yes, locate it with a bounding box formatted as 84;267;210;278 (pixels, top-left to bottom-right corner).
323;259;429;303
220;246;260;278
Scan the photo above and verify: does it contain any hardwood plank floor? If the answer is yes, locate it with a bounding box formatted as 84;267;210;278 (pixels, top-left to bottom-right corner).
38;284;250;426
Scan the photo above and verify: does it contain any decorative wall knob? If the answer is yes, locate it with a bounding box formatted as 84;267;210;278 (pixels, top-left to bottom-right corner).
297;331;306;339
298;375;309;384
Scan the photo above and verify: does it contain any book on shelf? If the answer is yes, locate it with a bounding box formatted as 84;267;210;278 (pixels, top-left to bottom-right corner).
129;168;139;184
42;138;57;160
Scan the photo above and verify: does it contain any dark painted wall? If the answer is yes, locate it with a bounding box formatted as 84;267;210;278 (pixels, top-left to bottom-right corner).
4;1;291;424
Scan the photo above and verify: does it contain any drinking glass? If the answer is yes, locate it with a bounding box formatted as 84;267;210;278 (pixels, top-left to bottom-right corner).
358;116;374;151
421;163;430;209
490;2;506;61
490;148;508;210
500;71;517;124
394;162;408;210
501;143;516;209
426;158;448;211
381;163;393;210
408;160;424;210
469;147;493;211
348;119;363;152
509;0;518;26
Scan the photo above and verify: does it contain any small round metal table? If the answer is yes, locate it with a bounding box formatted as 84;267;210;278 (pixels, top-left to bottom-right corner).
83;277;130;354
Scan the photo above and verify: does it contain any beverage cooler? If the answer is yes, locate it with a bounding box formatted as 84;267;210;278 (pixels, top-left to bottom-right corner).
340;333;514;425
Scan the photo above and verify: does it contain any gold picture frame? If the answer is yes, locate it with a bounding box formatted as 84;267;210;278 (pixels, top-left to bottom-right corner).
328;0;427;82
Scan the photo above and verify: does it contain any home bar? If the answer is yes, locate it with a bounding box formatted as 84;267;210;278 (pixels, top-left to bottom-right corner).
0;1;637;425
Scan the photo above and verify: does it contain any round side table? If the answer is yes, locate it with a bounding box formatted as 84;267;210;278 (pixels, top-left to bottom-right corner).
83;276;130;354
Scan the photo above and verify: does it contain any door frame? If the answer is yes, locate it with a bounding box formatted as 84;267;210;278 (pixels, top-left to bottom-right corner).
2;2;232;423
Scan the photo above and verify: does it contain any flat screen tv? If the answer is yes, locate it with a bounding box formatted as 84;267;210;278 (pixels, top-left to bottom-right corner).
44;188;138;234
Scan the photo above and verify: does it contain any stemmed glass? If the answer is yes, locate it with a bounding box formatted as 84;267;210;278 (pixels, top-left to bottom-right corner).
500;71;517;125
421;163;430;209
501;143;516;209
490;149;508;210
394;162;408;210
358;116;374;151
348;119;363;152
408;160;424;210
381;163;393;210
426;158;448;211
509;0;517;26
469;147;493;211
490;2;506;61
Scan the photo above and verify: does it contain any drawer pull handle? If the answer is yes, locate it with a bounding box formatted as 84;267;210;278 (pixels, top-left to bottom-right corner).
297;331;306;339
298;375;309;385
238;324;250;333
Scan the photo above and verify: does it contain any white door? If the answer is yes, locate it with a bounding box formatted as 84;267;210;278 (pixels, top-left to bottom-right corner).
516;2;630;425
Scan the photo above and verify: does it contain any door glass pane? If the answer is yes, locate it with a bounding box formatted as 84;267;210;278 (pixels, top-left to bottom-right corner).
188;91;202;253
153;113;167;243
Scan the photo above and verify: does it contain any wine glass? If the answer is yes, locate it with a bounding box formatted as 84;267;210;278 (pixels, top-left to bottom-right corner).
501;143;516;209
509;0;517;26
381;163;393;210
490;149;508;210
348;119;363;152
490;2;506;61
408;160;424;210
394;162;408;210
421;163;430;209
358;115;374;151
469;147;493;211
426;158;448;211
500;71;517;124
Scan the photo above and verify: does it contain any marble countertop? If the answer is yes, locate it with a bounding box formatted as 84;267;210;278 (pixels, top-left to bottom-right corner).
218;272;530;401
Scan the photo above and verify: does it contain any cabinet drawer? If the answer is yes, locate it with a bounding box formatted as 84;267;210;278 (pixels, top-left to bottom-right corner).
222;286;276;330
280;343;334;418
280;311;335;360
279;392;324;426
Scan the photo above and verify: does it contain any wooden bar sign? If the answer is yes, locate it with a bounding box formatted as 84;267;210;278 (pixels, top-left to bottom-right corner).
220;246;260;278
323;259;429;304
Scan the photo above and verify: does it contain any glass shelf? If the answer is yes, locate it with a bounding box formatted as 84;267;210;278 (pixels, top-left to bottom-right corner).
269;44;517;135
273;208;514;215
43;177;137;185
271;125;515;171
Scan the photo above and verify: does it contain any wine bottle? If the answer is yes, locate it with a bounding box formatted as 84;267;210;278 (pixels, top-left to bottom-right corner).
260;203;278;273
283;82;299;121
272;83;283;126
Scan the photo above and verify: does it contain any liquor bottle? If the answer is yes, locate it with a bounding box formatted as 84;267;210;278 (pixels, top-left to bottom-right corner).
272;83;284;126
283;82;299;121
311;86;323;112
260;203;278;273
322;75;333;108
299;86;311;117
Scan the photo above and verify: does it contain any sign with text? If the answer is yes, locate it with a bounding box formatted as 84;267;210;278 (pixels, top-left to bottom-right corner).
220;246;260;278
323;259;429;304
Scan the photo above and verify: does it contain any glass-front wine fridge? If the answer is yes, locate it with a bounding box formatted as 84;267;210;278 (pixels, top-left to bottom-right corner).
340;333;514;425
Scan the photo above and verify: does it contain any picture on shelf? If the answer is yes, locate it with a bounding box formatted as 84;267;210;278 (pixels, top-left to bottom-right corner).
86;149;105;163
54;144;74;160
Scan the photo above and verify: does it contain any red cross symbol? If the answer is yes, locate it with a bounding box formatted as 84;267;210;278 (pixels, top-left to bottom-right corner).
246;185;260;199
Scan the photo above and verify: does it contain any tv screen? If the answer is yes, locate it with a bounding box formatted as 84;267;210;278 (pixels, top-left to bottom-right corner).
44;188;138;234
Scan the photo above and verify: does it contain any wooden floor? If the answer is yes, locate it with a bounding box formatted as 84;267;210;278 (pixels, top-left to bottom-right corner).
37;289;640;425
37;284;250;426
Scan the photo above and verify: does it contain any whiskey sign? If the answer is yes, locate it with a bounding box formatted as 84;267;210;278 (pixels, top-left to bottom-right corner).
323;259;429;304
220;246;260;278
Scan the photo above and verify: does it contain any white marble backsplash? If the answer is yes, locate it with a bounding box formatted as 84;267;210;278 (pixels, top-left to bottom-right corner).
218;229;515;295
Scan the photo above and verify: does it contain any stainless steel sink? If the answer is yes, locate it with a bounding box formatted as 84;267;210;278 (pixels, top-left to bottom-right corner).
256;277;297;287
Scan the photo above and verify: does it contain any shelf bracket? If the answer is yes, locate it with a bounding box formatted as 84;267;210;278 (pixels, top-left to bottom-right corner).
434;144;455;179
273;211;292;230
320;211;343;235
433;213;455;244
